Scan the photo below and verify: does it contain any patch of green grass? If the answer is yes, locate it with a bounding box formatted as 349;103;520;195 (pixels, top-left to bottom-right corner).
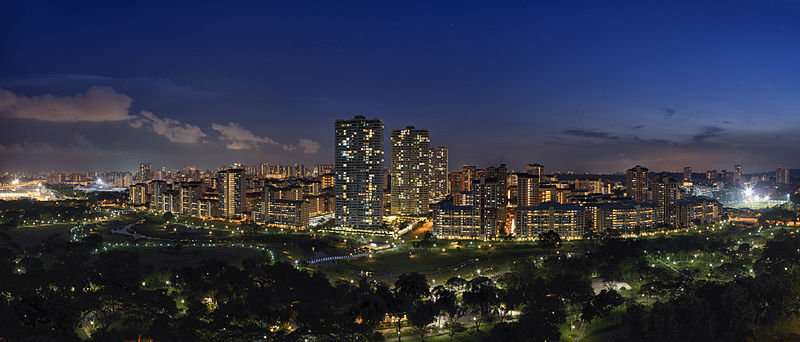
8;223;76;246
103;246;266;268
320;243;552;283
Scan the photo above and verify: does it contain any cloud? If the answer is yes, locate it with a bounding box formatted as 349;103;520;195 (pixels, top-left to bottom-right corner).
691;126;724;142
0;86;134;122
0;73;222;99
663;107;676;117
211;122;279;150
631;124;646;130
130;111;208;143
562;129;619;140
0;142;56;154
283;138;321;154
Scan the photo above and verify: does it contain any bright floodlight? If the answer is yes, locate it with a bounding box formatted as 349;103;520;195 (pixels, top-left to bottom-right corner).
11;179;20;185
744;188;753;198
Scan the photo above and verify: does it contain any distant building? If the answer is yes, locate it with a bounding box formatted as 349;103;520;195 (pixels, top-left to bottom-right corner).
449;171;463;195
777;167;790;184
515;202;586;240
429;146;449;199
390;126;430;216
474;177;504;238
129;183;148;205
683;166;692;181
454;190;476;206
218;168;246;219
485;164;509;206
586;202;657;232
652;173;680;226
139;162;151;181
432;205;481;239
734;164;743;182
626;165;649;201
178;181;204;215
267;199;309;229
461;165;477;191
517;173;540;207
320;173;335;189
334;116;384;230
676;197;722;228
526;163;545;180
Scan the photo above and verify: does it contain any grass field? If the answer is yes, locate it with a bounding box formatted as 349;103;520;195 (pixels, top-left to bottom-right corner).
7;223;75;247
318;242;556;283
104;246;267;268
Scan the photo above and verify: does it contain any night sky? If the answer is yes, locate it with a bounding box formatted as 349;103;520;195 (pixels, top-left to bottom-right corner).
2;1;800;173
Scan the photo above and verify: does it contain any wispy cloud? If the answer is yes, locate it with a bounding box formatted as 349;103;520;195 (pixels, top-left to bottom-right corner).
0;86;134;122
211;122;279;150
283;138;321;154
0;73;221;99
562;129;619;140
130;111;208;144
691;126;724;142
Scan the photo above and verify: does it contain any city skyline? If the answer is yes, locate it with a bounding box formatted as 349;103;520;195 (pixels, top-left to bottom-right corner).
4;2;800;342
2;1;800;172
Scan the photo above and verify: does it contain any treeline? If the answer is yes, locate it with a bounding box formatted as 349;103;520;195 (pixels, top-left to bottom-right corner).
0;200;105;227
3;228;800;341
0;231;622;341
622;230;800;341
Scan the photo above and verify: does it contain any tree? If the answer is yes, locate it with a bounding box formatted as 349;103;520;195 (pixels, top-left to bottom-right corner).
537;230;561;253
462;277;498;331
517;292;566;342
162;212;174;223
444;276;467;292
407;300;437;341
389;273;430;342
581;289;623;323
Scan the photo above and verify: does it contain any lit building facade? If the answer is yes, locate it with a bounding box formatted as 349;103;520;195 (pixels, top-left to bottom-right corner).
777;167;790;184
676;197;722;228
517;173;540;207
390;126;430;216
432;205;481;239
218;168;246;219
474;177;504;238
515;202;586;240
734;164;743;182
626;165;649;201
429;145;449;199
586;202;657;232
129;183;148;205
267;199;309;229
526;163;545;180
652;173;680;226
334;116;384;230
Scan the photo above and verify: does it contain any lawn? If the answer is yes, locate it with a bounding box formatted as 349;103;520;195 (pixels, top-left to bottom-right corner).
103;246;267;268
7;223;75;247
318;242;554;283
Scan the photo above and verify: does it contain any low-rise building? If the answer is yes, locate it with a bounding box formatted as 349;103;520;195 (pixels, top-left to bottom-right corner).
676;197;722;227
515;202;586;240
432;205;481;239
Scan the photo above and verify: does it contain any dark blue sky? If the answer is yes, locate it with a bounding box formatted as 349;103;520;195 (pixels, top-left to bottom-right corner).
1;0;799;173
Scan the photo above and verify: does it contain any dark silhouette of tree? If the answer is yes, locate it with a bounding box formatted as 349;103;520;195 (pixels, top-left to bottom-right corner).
162;212;174;223
408;300;437;341
388;273;429;341
462;276;498;331
537;230;561;253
